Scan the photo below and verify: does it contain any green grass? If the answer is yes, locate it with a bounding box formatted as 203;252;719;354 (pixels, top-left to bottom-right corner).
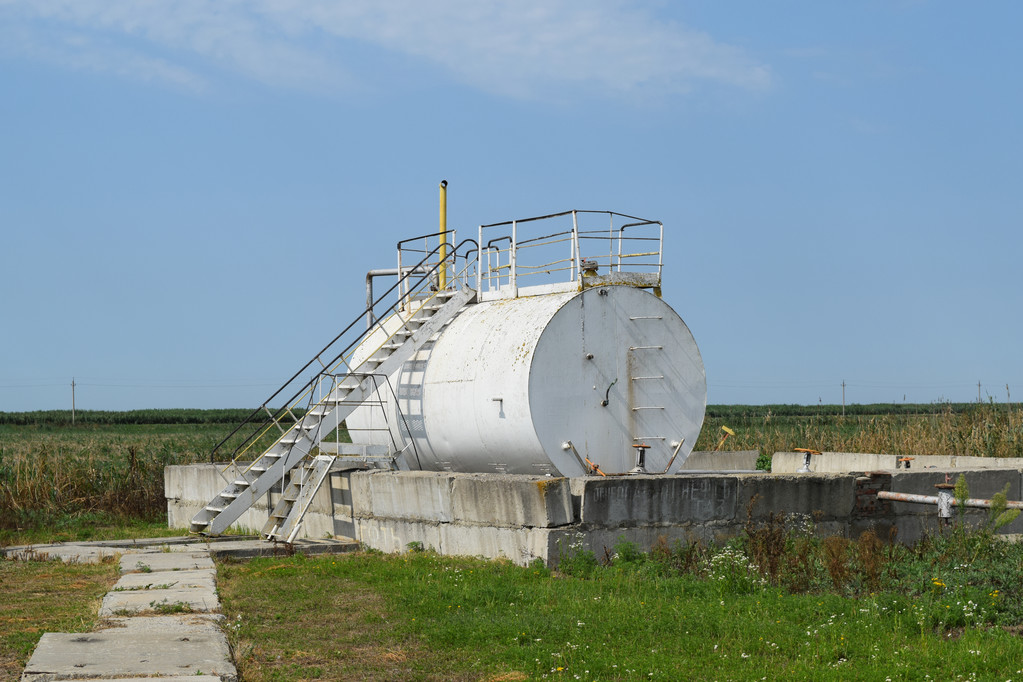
0;512;187;548
0;558;118;679
218;546;1023;681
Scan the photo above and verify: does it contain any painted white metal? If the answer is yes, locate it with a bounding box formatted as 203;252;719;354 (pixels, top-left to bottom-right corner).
346;285;706;476
189;286;475;535
263;455;336;543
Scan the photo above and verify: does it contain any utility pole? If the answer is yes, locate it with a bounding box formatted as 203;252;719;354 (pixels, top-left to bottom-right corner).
978;380;982;403
842;380;846;417
71;377;76;425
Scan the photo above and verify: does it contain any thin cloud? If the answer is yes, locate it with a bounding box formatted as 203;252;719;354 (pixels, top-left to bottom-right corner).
0;0;772;98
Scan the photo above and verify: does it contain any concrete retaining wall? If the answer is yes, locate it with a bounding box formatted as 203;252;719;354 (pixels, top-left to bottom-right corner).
166;461;1023;566
682;450;760;471
772;451;1023;474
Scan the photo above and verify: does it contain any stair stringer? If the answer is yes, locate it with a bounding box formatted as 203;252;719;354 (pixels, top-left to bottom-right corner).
194;286;476;536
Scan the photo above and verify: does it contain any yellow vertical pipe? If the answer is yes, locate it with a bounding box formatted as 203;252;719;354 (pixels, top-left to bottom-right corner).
438;180;448;289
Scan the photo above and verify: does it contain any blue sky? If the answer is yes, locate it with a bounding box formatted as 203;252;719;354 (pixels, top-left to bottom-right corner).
1;1;1020;411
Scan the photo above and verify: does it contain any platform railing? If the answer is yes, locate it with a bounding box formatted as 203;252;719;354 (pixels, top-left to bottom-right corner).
476;210;662;297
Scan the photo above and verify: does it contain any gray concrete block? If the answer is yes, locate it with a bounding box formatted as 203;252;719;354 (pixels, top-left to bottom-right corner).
75;677;217;681
951;456;1023;469
737;474;855;521
114;568;216;591
450;474;573;528
772;451;899;473
354;470;454;522
120;552;214;574
2;544;118;564
73;677;217;681
890;469;1023;535
576;476;738;526
22;615;236;682
771;452;1023;474
100;585;220;616
164;462;271;533
438;524;555;565
102;569;220;617
355;518;444;554
550;524;738;566
682;450;760;471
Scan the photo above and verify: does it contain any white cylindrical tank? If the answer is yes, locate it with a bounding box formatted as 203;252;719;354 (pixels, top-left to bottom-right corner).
346;285;706;476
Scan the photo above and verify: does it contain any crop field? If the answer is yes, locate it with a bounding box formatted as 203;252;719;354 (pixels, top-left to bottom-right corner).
2;403;1021;546
696;402;1023;459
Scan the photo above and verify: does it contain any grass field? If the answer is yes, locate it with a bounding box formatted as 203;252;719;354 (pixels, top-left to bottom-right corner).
217;525;1023;681
0;558;117;680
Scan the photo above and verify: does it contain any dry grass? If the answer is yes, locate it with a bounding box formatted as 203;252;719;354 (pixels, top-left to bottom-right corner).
0;424;225;535
700;404;1023;458
0;558;118;679
218;559;481;681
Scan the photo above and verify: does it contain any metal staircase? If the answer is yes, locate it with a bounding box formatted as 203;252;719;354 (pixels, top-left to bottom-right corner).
261;454;336;543
190;238;477;537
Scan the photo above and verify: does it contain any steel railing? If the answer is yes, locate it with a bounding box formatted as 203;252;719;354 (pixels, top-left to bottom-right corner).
476;210;662;294
209;238;478;471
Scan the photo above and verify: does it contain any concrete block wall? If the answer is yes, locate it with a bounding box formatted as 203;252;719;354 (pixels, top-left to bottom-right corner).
341;472;865;565
682;450;760;471
772;451;1023;474
886;468;1023;540
165;464;271;533
348;471;574;564
164;460;1023;566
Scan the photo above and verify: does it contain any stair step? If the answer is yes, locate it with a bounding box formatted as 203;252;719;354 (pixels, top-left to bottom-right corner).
195;286;474;538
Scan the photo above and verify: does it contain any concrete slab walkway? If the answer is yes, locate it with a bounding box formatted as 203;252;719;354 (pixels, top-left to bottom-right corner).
9;535;358;681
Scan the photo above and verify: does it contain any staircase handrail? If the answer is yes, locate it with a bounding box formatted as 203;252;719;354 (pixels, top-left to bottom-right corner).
209;238;478;465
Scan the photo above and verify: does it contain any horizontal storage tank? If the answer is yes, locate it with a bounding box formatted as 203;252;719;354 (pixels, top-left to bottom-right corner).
346;284;706;476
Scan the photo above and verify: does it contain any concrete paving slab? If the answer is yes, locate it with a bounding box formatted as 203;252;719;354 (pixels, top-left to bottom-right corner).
100;614;225;632
120;552;213;573
205;537;359;560
3;544;119;564
21;618;236;682
80;678;218;681
113;568;215;591
2;535;259;561
99;585;220;616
